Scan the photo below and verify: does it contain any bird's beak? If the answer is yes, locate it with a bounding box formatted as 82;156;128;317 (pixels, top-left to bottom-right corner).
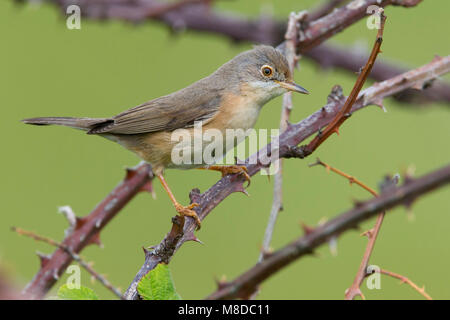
276;80;309;94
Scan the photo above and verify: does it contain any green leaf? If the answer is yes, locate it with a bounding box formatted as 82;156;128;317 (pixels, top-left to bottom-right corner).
137;263;181;300
57;284;99;300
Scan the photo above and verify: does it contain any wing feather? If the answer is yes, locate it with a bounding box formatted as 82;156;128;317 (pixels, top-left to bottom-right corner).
90;77;223;135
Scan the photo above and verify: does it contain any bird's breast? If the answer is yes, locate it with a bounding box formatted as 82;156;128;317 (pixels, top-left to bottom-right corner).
207;90;264;132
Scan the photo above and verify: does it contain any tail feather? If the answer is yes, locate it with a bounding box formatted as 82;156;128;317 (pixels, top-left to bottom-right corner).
22;117;111;131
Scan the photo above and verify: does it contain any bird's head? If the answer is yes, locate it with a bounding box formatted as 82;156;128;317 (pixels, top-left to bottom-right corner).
218;45;309;104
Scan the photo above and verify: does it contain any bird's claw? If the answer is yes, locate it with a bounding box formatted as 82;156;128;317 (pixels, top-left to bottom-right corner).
220;165;251;187
174;202;201;229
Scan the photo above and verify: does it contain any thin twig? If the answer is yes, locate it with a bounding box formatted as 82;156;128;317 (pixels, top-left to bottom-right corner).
309;158;378;195
13;227;123;299
259;11;305;262
206;164;450;299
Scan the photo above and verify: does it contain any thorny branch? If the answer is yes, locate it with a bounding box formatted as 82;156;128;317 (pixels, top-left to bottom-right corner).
372;268;432;300
206;164;450;300
12;227;123;299
22;163;153;299
17;0;449;105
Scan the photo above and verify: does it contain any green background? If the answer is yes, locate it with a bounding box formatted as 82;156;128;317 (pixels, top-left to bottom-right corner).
1;0;449;300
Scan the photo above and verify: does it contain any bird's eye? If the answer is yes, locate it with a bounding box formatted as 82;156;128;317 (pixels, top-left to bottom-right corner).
261;65;273;77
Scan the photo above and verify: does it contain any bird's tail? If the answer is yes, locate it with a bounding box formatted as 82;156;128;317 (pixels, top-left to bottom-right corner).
22;117;111;131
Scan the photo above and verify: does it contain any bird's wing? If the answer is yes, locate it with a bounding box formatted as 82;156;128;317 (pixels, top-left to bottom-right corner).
88;79;223;135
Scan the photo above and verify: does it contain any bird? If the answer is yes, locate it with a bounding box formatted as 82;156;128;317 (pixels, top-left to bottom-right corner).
22;45;309;229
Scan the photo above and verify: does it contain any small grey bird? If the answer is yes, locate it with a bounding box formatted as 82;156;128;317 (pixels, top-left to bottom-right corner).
23;45;309;228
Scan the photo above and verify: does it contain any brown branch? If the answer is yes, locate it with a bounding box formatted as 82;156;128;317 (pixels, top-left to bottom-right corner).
12;227;123;299
18;0;447;105
374;268;432;300
22;163;153;299
124;51;450;299
206;164;450;300
258;11;304;263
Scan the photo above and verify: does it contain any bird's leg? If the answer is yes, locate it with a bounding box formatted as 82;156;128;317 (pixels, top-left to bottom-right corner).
157;174;201;229
199;165;251;186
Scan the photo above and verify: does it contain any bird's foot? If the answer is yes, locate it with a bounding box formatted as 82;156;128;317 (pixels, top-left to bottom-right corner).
174;202;201;229
216;165;251;187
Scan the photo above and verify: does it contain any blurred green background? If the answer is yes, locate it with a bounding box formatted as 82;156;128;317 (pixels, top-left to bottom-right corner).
1;0;449;300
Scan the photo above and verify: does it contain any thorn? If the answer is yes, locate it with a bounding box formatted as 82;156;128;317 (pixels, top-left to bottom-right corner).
352;198;365;208
361;228;374;238
142;246;150;255
215;275;228;290
87;232;103;248
307;158;322;168
125;167;137;181
58;206;77;228
317;217;328;226
405;164;416;180
140;180;156;199
233;184;249;196
333;127;340;135
184;232;204;245
328;236;338;257
53;269;60;280
36;251;51;268
74;216;88;231
260;247;273;260
432;55;442;63
261;166;271;178
300;222;315;235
